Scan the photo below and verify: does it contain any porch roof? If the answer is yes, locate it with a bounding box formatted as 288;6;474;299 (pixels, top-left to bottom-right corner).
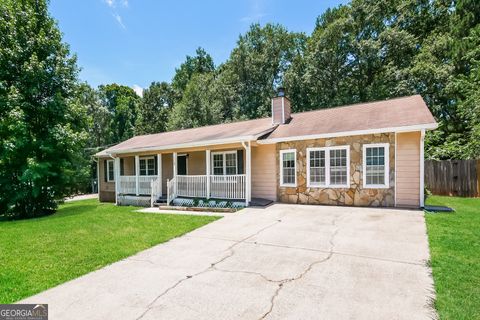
96;117;275;156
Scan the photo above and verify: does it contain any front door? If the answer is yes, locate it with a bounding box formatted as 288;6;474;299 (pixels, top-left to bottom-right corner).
177;155;187;175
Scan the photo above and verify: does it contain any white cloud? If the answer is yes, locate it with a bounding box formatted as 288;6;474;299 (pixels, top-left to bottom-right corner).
132;85;143;97
104;0;115;7
112;13;126;29
240;0;267;23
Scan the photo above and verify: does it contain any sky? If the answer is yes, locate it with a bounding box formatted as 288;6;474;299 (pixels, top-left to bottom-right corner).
49;0;347;95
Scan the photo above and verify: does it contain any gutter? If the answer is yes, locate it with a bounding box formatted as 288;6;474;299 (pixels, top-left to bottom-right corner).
257;123;438;144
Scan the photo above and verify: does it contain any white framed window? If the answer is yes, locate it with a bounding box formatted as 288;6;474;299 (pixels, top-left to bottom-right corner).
363;143;389;188
211;151;237;175
139;156;155;176
280;149;297;187
306;146;350;188
306;148;326;187
107;159;115;182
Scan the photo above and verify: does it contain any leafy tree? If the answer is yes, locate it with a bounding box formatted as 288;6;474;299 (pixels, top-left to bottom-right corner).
171;47;215;101
98;83;139;144
75;83;111;148
0;0;87;218
168;73;223;130
219;23;306;119
135;82;174;135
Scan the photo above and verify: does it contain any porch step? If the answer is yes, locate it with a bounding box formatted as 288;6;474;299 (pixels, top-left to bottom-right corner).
153;196;168;207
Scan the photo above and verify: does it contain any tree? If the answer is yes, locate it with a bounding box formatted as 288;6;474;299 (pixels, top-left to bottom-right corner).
219;23;305;120
75;83;111;148
0;0;87;218
135;82;174;135
171;47;215;101
98;84;139;144
167;73;223;130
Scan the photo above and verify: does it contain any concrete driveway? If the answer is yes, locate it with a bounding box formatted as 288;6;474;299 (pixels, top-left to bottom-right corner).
21;204;436;319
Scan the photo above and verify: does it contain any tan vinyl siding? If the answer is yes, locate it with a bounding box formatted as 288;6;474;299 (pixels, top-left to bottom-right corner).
396;131;421;208
122;157;134;175
162;153;173;195
187;151;206;175
252;144;277;201
99;158;115;202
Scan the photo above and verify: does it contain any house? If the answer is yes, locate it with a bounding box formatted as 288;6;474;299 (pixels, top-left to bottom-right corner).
95;91;437;208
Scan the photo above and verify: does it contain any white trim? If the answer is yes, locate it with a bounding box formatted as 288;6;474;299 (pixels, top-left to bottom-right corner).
243;141;252;205
306;146;350;188
106;159;115;182
104;132;275;156
362;143;390;189
114;157;120;205
173;152;177;180
281;97;285;124
394;133;397;207
306;147;327;188
206;150;211;199
279;149;297;187
420;129;425;207
258;123;438;144
139;156;155;176
177;154;188;175
211;150;238;175
157;153;162;197
135;155;140;196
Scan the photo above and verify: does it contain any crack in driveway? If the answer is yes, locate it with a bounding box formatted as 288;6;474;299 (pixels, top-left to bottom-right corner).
135;219;283;320
259;213;343;320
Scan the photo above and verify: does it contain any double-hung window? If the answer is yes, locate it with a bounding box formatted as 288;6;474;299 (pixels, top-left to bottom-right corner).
307;149;326;186
307;146;350;188
363;143;389;188
280;149;297;187
107;160;115;182
139;157;155;176
211;151;237;175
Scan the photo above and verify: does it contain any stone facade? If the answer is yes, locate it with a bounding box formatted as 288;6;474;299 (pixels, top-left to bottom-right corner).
277;133;395;207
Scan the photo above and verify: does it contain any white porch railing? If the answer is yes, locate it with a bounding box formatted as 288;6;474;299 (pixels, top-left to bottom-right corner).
167;177;176;205
150;178;162;207
166;174;246;204
210;175;246;199
118;175;157;195
118;176;136;194
177;175;208;198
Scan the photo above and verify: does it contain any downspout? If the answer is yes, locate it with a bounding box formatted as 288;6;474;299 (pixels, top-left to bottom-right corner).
420;129;425;208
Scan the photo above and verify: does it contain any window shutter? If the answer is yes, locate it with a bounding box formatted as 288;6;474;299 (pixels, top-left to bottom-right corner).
133;159;136;175
154;155;158;175
103;160;107;182
237;150;244;174
120;158;124;176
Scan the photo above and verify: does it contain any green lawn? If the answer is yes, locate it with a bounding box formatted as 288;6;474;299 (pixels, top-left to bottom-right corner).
0;199;219;303
425;196;480;320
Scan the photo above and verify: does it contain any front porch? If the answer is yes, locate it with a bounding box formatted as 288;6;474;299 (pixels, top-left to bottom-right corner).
112;143;252;207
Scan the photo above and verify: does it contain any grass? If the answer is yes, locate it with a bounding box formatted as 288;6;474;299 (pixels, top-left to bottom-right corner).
425;196;480;320
0;199;219;303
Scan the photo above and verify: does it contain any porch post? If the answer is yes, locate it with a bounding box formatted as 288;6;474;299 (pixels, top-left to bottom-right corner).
157;153;162;197
245;141;252;206
114;157;120;205
173;152;177;196
135;155;139;196
206;149;211;199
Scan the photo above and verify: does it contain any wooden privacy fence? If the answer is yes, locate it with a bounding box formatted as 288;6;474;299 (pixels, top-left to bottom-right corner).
425;160;480;197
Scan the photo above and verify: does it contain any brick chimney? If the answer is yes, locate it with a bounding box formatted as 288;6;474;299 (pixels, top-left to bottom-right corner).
271;87;291;125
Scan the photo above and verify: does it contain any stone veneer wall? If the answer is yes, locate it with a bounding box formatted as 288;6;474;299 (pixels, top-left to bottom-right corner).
277;133;395;207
